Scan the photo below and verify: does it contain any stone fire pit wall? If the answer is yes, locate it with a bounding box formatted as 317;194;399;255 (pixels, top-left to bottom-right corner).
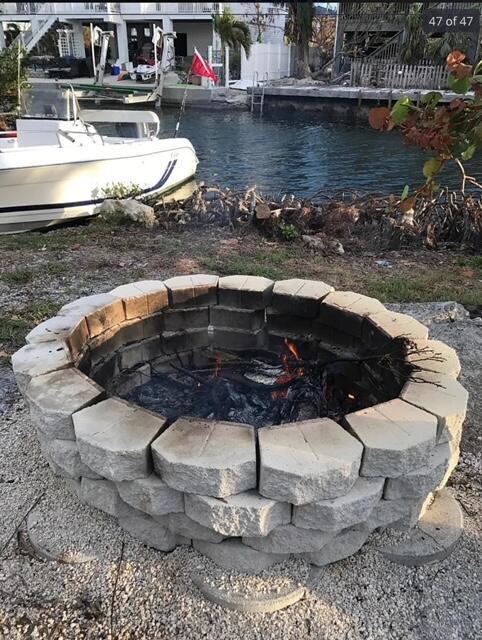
12;276;468;573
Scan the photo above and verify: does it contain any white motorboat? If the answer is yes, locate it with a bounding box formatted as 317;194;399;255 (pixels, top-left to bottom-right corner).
0;86;198;234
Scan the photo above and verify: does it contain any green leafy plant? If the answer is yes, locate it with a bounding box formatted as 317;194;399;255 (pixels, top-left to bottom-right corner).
279;223;300;241
213;8;252;57
0;44;28;112
101;182;143;199
369;51;482;201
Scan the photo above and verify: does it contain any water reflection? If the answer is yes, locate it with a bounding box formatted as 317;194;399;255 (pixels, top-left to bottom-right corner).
158;108;481;196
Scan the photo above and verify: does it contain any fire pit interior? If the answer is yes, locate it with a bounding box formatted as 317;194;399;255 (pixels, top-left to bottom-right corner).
13;275;468;573
119;340;406;428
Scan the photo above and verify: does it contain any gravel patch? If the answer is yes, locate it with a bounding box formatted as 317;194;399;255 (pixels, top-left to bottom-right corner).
0;306;481;639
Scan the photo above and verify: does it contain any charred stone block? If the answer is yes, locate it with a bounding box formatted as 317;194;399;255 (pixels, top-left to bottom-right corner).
218;275;274;309
90;354;119;388
164;275;218;308
161;329;210;354
211;327;267;351
271;279;334;317
211;306;266;331
142;313;164;339
89;327;124;367
266;311;313;337
319;291;386;338
117;318;145;346
76;347;92;376
163;307;210;332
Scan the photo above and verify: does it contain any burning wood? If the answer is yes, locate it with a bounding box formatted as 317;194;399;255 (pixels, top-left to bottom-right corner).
120;338;429;429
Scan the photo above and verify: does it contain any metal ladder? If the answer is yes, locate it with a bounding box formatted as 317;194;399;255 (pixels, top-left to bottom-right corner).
250;72;268;115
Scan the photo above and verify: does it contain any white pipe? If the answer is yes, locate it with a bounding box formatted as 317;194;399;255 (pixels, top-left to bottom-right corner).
224;44;229;88
153;23;158;83
90;23;96;78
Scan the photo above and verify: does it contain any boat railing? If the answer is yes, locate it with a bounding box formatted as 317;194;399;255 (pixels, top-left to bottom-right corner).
56;128;105;146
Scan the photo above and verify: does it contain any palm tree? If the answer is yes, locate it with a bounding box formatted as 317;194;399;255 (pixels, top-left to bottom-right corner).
275;1;315;78
213;7;252;85
213;8;252;58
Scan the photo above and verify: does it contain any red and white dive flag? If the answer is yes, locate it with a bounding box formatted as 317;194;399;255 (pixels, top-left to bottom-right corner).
191;47;218;83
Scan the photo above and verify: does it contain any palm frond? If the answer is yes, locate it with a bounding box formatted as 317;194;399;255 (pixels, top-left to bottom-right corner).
213;8;252;57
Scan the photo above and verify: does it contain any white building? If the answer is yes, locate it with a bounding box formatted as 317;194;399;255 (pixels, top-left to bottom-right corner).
0;2;287;72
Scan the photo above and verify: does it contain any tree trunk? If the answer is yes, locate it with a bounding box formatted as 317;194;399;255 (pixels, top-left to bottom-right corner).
294;42;310;79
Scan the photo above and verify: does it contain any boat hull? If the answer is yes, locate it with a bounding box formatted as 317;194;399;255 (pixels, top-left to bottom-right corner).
0;138;197;234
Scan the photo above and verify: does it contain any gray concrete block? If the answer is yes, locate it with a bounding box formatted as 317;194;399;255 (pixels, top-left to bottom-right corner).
345;398;437;477
80;477;119;516
405;339;461;378
84;298;125;338
89;355;119;388
363;310;429;345
116;474;183;516
117;500;178;551
151;417;256;497
194;539;288;574
114;363;151;395
26;368;104;440
161;512;224;543
74;397;166;481
37;432;101;480
300;526;370;566
293;477;384;531
59;293;120;318
12;342;72;395
243;524;334;554
259;419;363;505
185;490;291;537
110;280;169;318
384;443;457;500
400;371;468;444
25;314;89;360
365;498;413;530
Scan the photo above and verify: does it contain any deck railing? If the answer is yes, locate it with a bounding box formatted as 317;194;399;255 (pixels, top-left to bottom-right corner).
177;2;219;13
350;59;449;90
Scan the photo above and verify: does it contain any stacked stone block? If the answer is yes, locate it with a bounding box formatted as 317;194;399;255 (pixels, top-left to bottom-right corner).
12;275;467;573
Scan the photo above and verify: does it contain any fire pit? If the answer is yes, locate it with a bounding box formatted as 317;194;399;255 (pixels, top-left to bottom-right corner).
13;275;468;573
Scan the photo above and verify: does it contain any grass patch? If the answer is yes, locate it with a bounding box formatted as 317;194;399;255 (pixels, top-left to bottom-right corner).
364;272;482;305
457;255;482;272
0;316;30;348
0;268;35;285
198;247;292;280
0;230;71;251
0;300;62;353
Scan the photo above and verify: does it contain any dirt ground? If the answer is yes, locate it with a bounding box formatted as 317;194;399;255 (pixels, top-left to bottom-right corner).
1;219;481;356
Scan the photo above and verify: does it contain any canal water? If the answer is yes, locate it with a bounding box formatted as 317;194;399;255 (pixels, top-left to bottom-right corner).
158;107;480;196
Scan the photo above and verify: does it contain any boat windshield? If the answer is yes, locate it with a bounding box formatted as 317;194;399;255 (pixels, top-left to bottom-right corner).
19;86;78;120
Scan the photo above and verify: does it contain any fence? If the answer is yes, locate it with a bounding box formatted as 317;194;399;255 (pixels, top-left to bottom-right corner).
240;42;292;83
350;60;449;90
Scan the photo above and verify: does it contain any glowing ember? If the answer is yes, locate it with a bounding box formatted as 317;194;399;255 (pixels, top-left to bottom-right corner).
272;339;305;399
212;355;223;378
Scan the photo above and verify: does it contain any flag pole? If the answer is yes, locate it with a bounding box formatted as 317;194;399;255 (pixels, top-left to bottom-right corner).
174;51;194;138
